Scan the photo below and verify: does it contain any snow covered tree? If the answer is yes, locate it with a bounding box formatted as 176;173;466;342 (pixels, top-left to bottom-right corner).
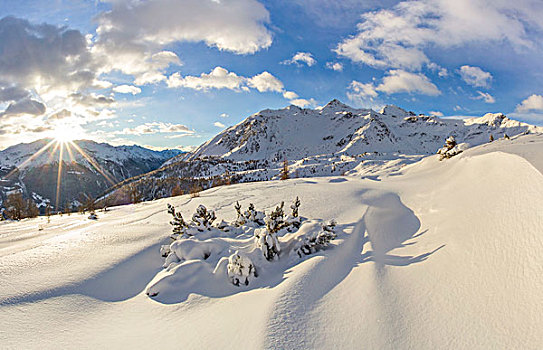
167;203;188;238
255;229;281;261
437;136;463;160
191;205;216;231
234;201;246;226
227;251;257;286
294;220;337;257
266;201;285;234
284;197;301;230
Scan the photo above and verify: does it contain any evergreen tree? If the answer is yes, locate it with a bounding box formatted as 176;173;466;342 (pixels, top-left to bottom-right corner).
167;203;188;238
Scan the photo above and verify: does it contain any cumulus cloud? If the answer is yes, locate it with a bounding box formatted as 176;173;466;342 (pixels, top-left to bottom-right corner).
475;91;496;103
515;94;543;112
214;121;226;128
282;91;299;100
377;70;440;95
335;0;543;70
248;72;284;92
347;70;440;105
0;98;46;118
113;85;142;95
282;52;316;67
290;98;317;108
459;66;493;88
0;85;30;103
94;0;271;84
167;67;246;91
429;111;444;117
326;62;344;71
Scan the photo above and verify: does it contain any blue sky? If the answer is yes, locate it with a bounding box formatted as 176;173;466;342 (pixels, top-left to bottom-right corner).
0;0;542;150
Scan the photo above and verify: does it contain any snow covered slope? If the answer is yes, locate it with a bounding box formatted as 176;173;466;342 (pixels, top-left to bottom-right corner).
0;139;182;211
104;100;541;206
187;99;541;161
1;134;541;349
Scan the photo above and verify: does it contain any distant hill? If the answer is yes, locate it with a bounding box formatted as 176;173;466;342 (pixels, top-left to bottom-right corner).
0;139;183;212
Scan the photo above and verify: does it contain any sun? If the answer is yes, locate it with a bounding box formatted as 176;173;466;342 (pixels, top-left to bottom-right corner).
53;125;77;143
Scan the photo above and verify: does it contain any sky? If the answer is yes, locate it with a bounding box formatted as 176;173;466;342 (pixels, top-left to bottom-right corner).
0;0;542;151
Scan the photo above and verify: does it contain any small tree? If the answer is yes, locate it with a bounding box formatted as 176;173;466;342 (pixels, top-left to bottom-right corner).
189;183;202;198
45;203;52;223
167;203;188;238
26;199;39;218
171;183;184;197
280;158;290;180
489;134;494;142
128;184;141;204
5;192;25;220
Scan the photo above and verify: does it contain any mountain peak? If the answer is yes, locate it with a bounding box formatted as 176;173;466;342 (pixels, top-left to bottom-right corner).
380;105;411;117
323;99;350;110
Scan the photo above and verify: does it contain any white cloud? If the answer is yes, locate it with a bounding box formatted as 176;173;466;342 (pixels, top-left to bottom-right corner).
347;70;440;105
347;81;378;99
220;113;229;118
282;52;316;67
113;85;142;95
94;0;271;85
335;0;543;70
214;121;226;128
429;111;444;117
459;65;493;88
515;94;543;112
282;91;299;100
167;67;246;91
475;91;496;103
326;62;344;71
247;72;284;92
289;98;317;108
118;122;194;136
376;70;440;95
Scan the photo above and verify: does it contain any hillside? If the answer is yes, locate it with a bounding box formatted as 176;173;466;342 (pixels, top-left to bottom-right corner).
0;139;183;212
1;133;541;349
102;100;543;204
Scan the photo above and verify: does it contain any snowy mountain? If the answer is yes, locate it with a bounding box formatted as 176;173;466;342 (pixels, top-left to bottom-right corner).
102;100;542;205
1;133;542;348
0;139;183;211
188;99;540;161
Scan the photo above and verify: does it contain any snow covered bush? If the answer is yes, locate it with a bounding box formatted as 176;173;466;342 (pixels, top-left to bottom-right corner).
255;228;281;261
167;203;188;239
284;197;301;229
227;251;257;286
294;220;337;257
151;197;340;298
191;205;216;231
437;136;463;160
234;201;265;227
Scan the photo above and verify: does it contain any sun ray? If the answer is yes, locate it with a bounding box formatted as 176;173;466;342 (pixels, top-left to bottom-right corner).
55;142;65;211
69;141;117;186
3;139;56;179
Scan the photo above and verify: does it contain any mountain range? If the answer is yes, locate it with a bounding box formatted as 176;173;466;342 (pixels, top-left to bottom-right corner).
99;99;542;205
0;139;183;212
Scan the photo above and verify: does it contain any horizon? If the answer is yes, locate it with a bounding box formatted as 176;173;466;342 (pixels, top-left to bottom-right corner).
0;1;542;151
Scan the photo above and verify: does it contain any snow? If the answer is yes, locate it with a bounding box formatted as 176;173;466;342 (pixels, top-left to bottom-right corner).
1;134;542;348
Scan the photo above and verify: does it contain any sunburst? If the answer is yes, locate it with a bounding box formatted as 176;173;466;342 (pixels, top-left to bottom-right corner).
3;134;117;213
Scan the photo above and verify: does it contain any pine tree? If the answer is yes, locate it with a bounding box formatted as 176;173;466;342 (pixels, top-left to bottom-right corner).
489;134;494;142
167;203;188;238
